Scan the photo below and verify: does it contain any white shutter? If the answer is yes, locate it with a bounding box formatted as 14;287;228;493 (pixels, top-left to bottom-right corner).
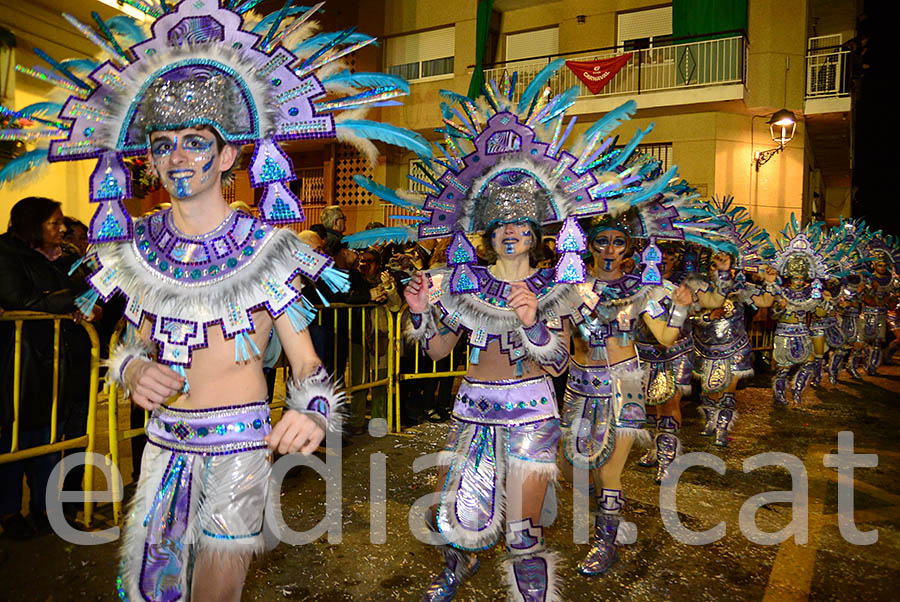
617;6;672;45
506;27;559;62
385;26;455;67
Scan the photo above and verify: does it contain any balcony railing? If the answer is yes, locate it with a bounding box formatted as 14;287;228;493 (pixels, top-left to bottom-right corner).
806;48;851;98
483;34;746;103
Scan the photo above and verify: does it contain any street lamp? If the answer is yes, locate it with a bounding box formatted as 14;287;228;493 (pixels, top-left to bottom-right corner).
755;109;797;171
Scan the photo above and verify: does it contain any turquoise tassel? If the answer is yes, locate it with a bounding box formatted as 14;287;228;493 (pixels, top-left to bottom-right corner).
515;359;524;377
67;255;84;275
171;364;189;393
75;288;99;316
234;331;261;363
320;265;350;293
469;347;481;364
286;298;318;332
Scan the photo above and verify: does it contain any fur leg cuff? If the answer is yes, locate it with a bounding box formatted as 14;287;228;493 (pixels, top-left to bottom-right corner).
284;365;346;433
105;340;154;394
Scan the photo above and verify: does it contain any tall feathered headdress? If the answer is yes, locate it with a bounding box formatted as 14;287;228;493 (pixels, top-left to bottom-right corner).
683;195;773;270
344;60;700;291
0;0;429;242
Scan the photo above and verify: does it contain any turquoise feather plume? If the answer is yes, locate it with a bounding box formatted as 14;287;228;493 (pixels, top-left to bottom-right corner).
292;31;377;52
0;148;49;188
516;58;566;114
323;69;409;94
343;226;418;249
58;58;99;73
107;15;146;44
581;100;637;142
14;102;63;118
336;120;432;158
353;174;425;211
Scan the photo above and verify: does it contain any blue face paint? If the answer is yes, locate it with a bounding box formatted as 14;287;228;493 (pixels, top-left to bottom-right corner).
151;130;219;199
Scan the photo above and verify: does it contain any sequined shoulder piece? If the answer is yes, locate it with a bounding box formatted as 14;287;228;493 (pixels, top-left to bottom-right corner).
424;266;577;362
86;209;333;367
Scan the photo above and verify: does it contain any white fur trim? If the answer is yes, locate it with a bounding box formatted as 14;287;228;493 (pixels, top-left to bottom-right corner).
508;457;559;481
104;340;154;392
284;369;346;433
501;549;562;602
516;324;568;368
615;426;654;449
404;308;439;346
90;223;330;355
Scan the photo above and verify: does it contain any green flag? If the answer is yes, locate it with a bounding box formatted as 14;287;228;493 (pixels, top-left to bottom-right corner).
467;0;493;100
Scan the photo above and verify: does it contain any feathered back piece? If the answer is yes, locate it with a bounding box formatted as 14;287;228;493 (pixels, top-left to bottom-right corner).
771;214;842;283
684;195;773;270
0;0;428;243
346;60;697;290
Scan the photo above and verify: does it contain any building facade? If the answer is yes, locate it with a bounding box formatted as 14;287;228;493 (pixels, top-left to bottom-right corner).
1;0;857;237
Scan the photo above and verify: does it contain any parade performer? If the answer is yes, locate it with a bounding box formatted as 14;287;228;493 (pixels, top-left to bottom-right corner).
2;2;429;600
633;241;697;482
346;60;682;599
687;197;774;446
766;217;845;406
828;221;867;382
857;233;900;375
563;209;700;575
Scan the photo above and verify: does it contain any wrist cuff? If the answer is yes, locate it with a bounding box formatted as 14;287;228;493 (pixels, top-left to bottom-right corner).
405;309;438;347
284;365;346;433
667;304;689;329
518;322;568;370
105;341;154;396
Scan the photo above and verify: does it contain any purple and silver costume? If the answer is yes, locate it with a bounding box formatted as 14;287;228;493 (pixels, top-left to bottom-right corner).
409;266;568;602
118;402;272;601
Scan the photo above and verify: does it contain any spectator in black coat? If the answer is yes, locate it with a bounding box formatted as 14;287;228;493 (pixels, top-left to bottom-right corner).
0;197;96;539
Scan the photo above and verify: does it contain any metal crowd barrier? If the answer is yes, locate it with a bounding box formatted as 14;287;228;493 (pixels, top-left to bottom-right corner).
0;311;101;527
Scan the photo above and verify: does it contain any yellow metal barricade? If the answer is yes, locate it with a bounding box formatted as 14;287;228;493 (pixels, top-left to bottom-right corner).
390;307;469;433
0;311;101;527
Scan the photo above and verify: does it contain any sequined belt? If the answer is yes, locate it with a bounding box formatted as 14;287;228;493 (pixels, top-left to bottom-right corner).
146;401;272;455
635;334;693;362
810;317;838;329
453;375;558;426
566;357;641;397
775;323;809;336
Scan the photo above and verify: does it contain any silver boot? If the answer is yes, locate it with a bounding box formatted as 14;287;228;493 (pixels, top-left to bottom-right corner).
576;489;623;576
503;519;559;602
698;395;717;436
654;416;681;484
423;545;480;602
713;393;737;447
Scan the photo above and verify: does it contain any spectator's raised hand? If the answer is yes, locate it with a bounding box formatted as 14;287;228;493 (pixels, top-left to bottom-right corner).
404;271;429;313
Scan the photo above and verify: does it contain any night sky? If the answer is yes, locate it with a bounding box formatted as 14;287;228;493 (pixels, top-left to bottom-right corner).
853;1;897;233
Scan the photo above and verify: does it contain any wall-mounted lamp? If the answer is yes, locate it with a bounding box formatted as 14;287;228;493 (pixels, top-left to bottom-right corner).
755;109;796;171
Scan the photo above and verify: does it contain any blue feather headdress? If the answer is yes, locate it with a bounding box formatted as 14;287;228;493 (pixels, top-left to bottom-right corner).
0;0;427;244
352;61;703;291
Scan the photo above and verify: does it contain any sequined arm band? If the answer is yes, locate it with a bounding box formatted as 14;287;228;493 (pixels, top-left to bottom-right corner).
405;309;439;347
105;341;154;396
284;365;346;433
519;321;569;372
667;303;689;329
713;270;735;297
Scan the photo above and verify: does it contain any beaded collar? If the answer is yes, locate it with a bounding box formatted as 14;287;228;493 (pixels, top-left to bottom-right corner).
134;209;273;286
